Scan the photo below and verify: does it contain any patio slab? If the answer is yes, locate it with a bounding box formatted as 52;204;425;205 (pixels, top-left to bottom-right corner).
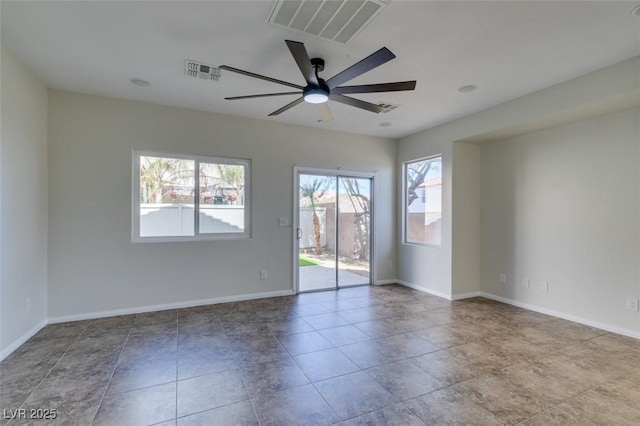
299;265;369;292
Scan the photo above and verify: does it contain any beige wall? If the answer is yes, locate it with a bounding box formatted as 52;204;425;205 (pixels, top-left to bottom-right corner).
480;108;640;334
3;43;638;357
397;137;453;298
398;56;639;336
452;141;482;296
47;91;396;319
1;46;49;356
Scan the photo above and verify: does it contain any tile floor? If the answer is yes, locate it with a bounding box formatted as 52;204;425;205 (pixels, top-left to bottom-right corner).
1;285;639;425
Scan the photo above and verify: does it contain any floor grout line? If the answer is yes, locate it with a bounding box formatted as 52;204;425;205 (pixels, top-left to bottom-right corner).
10;323;90;425
173;309;178;424
89;323;135;425
3;286;639;425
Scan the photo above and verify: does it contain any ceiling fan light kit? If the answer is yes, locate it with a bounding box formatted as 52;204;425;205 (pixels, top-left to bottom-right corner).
303;87;329;104
220;39;416;121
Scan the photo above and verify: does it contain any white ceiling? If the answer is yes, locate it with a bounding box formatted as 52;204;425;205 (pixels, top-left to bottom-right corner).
2;1;639;139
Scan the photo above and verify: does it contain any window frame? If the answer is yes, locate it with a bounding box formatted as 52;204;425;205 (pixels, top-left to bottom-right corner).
402;154;442;246
132;150;251;243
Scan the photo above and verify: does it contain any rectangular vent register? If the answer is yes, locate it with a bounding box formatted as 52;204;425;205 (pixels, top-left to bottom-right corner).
268;0;389;45
185;60;221;81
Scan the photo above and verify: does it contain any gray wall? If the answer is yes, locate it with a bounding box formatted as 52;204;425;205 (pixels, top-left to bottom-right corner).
480;108;640;333
1;46;48;355
397;56;639;336
3;44;638;356
396;136;453;298
47;91;396;319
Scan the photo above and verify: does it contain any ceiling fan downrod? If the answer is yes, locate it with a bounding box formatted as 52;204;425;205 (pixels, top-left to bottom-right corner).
304;58;329;104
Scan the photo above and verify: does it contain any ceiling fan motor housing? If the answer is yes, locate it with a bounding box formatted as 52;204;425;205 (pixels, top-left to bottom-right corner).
303;79;330;103
310;57;325;72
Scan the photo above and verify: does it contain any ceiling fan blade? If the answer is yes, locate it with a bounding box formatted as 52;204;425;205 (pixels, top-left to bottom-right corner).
332;80;416;95
268;97;304;116
225;92;301;100
325;47;396;90
219;65;303;90
330;94;384;113
317;103;333;122
285;40;318;86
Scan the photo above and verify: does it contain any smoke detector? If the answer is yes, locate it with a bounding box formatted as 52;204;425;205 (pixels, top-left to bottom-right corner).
185;60;221;81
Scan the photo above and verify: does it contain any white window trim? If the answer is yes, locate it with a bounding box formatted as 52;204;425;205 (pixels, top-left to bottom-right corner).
132;150;251;243
402;154;442;247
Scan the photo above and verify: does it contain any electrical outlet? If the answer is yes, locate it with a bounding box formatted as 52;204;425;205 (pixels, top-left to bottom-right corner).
626;297;639;312
260;270;268;280
388;260;393;269
279;217;288;226
522;277;530;288
499;273;506;284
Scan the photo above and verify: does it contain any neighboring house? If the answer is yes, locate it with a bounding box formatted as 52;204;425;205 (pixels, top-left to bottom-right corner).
407;176;442;245
408;176;442;219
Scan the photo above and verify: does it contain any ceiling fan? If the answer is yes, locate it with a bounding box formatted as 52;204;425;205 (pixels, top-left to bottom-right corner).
220;40;416;122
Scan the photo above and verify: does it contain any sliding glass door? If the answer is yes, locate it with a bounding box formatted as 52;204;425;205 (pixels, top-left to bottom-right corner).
336;176;371;288
296;171;372;292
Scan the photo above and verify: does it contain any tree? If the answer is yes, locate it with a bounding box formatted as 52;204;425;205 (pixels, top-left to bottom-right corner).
300;177;329;254
140;157;192;203
406;158;440;206
215;164;245;204
342;178;370;260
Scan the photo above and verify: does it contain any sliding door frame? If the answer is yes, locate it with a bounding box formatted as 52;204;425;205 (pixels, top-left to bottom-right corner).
293;166;375;294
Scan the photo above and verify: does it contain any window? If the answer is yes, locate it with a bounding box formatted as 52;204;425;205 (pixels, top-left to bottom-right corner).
404;155;442;245
133;151;250;242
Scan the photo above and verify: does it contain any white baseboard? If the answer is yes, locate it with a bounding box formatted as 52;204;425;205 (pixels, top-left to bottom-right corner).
0;319;48;362
397;280;452;300
9;287;636;362
451;291;482;300
395;283;638;339
374;279;397;286
48;289;296;324
479;292;640;340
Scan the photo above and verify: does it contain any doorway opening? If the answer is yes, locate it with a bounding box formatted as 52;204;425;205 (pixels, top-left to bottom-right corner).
295;169;373;292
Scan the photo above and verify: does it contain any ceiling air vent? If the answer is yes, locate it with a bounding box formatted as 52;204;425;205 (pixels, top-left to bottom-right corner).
185;60;221;81
268;0;389;45
377;101;400;113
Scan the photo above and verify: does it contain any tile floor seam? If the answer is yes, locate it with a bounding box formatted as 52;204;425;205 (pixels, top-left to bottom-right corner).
247;390;262;426
248;381;312;422
509;386;599;426
494;360;593;407
308;380;351;423
448;384;507;422
213;310;263;426
594;379;640;412
89;323;135;425
363;358;448;401
3;287;638;425
10;323;90;423
173;310;179;424
173;398;254;423
173;309;180;424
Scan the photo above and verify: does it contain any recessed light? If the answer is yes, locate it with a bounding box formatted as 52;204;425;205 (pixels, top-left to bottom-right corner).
379;122;392;127
632;4;640;17
458;85;477;93
130;78;151;87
